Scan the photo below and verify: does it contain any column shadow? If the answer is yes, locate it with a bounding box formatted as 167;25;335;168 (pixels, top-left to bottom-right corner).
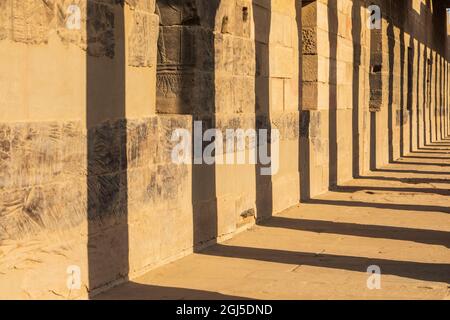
415;42;421;151
401;155;450;160
357;174;450;185
372;167;450;175
261;216;450;248
328;0;338;187
191;0;220;251
392;160;450;167
202;244;450;284
387;14;395;163
95;282;249;300
87;1;129;297
299;1;310;201
253;0;273;219
307;198;450;214
352;0;362;178
399;18;405;157
332;184;450;196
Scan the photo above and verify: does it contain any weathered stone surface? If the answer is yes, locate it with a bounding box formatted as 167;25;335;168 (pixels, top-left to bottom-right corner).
128;11;158;67
88;120;124;176
302;28;317;55
126;117;159;168
0;0;9;40
86;1;116;58
155;0;204;114
2;0;450;301
11;0;56;44
234;1;251;38
127;167;158;208
271;112;299;141
1;122;79;189
215;114;256;153
157;0;198;26
0;115;183;242
0;180;86;241
232;76;255;113
155;0;254;116
55;0;86;48
126;0;154;12
233;37;255;76
215;34;234;73
158;114;192;163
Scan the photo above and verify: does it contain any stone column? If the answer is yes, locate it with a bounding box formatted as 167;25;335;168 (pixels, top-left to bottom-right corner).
301;0;333;196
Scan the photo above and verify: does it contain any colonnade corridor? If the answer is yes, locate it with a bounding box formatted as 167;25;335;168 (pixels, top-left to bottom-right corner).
1;0;449;301
98;139;450;300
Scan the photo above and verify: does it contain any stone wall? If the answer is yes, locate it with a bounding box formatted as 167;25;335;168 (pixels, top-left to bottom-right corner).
0;0;449;299
0;0;164;298
369;0;450;169
301;0;370;194
0;0;301;299
301;0;450;196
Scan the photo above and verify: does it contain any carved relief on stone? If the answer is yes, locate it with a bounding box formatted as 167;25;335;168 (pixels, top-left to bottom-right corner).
11;0;56;44
0;121;86;240
156;0;198;67
155;0;200;114
0;0;115;59
128;11;157;67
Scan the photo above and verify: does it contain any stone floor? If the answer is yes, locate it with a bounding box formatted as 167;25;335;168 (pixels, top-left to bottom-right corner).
98;141;450;300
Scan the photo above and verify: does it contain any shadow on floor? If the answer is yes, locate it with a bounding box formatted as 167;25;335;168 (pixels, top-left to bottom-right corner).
372;167;450;176
411;150;450;155
202;245;450;284
416;147;450;152
95;282;249;300
393;160;450;167
331;184;450;196
260;217;450;248
357;175;450;185
306;198;450;214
